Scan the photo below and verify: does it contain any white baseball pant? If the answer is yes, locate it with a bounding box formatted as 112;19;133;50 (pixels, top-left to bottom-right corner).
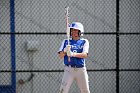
59;66;90;93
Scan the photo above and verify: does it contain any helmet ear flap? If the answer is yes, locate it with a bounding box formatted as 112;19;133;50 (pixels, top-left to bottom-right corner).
78;31;81;36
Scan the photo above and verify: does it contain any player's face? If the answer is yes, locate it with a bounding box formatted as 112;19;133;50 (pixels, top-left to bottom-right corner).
71;29;80;40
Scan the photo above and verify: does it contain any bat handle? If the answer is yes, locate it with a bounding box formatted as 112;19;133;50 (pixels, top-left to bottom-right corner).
67;45;71;62
68;57;70;62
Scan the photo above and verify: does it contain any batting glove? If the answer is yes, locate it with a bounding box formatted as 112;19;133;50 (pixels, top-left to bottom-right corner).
67;50;74;57
65;45;74;57
63;45;71;53
63;47;67;53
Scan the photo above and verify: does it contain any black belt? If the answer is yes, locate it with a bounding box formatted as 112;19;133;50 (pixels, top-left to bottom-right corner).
65;64;84;68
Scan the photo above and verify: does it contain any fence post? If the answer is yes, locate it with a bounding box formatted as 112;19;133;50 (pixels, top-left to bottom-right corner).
116;0;120;93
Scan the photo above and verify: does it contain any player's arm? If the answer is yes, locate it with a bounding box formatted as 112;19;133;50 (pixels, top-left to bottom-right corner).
58;40;67;59
73;52;88;58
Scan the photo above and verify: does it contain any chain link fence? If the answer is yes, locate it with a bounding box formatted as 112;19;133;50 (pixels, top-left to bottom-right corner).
0;0;140;93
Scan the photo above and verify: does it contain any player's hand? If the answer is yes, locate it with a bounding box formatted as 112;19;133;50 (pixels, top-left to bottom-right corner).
66;45;71;50
63;47;67;53
65;45;74;57
66;50;74;57
63;45;70;53
64;45;71;53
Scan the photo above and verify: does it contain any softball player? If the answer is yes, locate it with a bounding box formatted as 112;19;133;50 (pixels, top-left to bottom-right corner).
58;22;90;93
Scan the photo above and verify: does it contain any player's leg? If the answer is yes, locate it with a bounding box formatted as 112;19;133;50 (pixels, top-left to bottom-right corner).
75;67;90;93
59;66;74;93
